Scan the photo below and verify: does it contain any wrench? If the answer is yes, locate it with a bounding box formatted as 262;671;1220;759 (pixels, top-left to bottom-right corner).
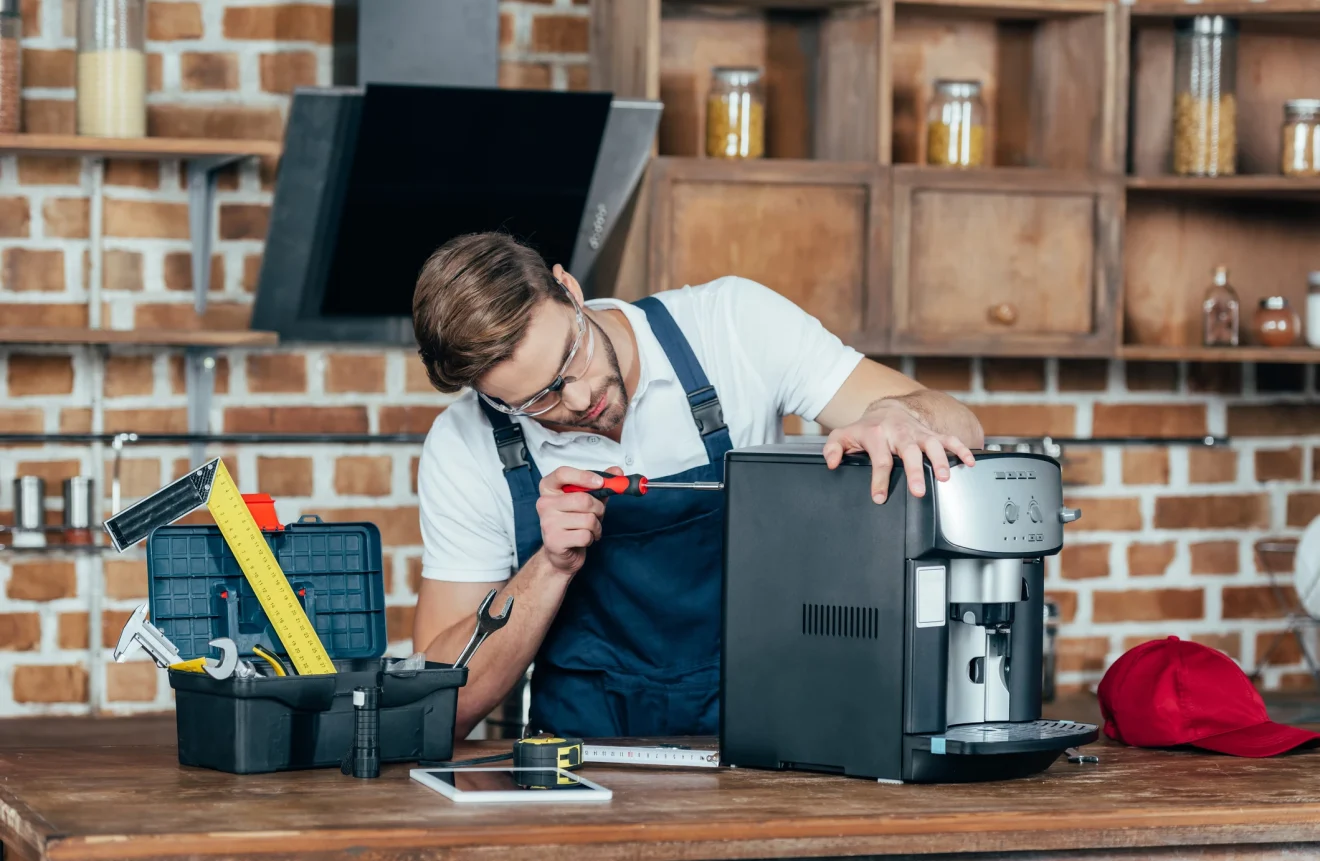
454;589;514;669
168;637;241;680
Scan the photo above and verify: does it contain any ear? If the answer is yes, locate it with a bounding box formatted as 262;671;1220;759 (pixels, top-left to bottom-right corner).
553;264;585;304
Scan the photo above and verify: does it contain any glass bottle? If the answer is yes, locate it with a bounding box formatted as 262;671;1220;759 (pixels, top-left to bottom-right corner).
1282;99;1320;177
706;67;765;159
0;0;20;134
926;80;986;168
1254;296;1301;347
1172;16;1238;176
1202;265;1240;347
77;0;146;138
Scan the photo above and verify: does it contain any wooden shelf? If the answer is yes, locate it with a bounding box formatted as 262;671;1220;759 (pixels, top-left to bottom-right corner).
1131;0;1320;18
896;0;1108;17
1128;175;1320;199
664;0;872;7
1120;345;1320;364
0;328;279;347
0;134;282;161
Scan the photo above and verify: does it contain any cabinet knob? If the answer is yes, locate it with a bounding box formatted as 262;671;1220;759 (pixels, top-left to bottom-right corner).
989;303;1018;326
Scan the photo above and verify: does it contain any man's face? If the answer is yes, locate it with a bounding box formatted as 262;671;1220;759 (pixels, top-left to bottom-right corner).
478;288;628;434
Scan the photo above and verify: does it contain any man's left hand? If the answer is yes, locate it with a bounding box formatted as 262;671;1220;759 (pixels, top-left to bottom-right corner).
823;398;977;504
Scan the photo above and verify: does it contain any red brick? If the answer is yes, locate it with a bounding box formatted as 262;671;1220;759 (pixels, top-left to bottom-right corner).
1277;672;1317;691
104;408;188;434
259;51;317;93
912;358;970;392
1047;590;1077;623
1062;496;1141;531
17;157;80;185
1092;589;1204;623
1189;540;1238;575
104;356;155;397
57;408;90;432
223;4;332;42
1057;359;1108;392
566;64;589;91
1057;636;1109;673
255;456;314;497
1121;448;1168;485
107;661;158;702
104;558;148;600
0;408;44;435
104;249;143;292
133;302;251;331
14;459;80;496
1228;405;1320;437
318;507;421;546
219;204;270;240
22;48;74;87
1255;447;1303;482
99;609;133;648
530;14;588;53
325;353;386;393
246;354;307;394
105;199;189;239
181;52;238;90
225;406;369;434
1154;495;1268;530
1092;404;1206;437
7;354;73;396
379;406;445;435
168;355;230;395
0;303;85;328
163;252;223;292
982;359;1045;392
335;456;392;497
1189;447;1237;484
1061;447;1103;486
13;665;88;703
7;560;76;601
405;360;434;393
1060;543;1109;580
20;0;38;38
0;196;31;237
1188;362;1242;395
148;52;163;91
104;159;161;189
243;254;262;292
1192;632;1241;661
970;405;1074;437
1223;585;1294;620
41;197;88;238
407;556;423;594
499;62;552;89
1128;542;1175;577
147;1;203;39
23;99;75;134
106;458;162;499
0;613;40;650
4;248;64;291
386;605;415;644
1256;537;1298;575
1124;361;1178;392
1256;630;1303;666
1287;493;1320;528
57;612;87;649
148;104;285;141
411;455;420;494
499;11;514;48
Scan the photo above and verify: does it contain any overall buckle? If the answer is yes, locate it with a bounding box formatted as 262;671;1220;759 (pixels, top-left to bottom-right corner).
492;425;529;472
687;387;727;437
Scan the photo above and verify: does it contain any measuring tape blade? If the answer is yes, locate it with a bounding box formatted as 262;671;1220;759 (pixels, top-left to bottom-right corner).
583;745;720;768
103;459;217;551
205;460;335;676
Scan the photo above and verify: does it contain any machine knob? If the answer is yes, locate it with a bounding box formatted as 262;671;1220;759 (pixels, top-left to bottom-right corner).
1028;501;1042;523
1059;507;1082;524
1004;501;1019;524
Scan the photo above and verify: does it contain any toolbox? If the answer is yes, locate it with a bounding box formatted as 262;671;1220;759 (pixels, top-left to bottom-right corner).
147;507;467;775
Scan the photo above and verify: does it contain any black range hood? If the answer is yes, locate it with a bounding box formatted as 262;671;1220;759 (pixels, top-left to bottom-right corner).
251;83;661;345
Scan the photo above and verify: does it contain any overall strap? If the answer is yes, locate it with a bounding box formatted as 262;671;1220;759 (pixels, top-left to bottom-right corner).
633;296;732;463
478;398;544;568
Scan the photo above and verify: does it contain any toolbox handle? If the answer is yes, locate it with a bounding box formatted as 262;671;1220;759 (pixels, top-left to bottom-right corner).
296;514;324;524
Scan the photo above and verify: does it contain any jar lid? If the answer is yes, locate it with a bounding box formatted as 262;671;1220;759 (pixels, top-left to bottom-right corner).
1285;99;1320;112
712;67;763;87
1260;296;1289;309
935;79;983;98
1175;15;1238;35
1309;271;1320;290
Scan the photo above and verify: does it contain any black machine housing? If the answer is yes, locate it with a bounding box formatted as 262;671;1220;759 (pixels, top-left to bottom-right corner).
720;443;1097;783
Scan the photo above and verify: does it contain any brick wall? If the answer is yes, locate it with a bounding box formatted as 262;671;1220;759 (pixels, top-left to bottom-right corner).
0;0;1316;716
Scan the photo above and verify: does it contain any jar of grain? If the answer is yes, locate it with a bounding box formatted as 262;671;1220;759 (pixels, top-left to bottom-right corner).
1254;296;1301;347
926;80;986;168
76;0;146;138
1172;16;1238;176
0;0;21;135
1281;99;1320;177
706;67;765;159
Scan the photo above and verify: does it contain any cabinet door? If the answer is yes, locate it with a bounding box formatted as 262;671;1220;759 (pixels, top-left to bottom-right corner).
890;167;1120;356
647;158;890;352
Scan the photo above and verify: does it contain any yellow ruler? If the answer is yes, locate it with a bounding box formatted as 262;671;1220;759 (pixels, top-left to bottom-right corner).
104;457;336;676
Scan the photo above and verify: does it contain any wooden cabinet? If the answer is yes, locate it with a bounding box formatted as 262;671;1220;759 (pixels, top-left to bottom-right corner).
646;158;890;350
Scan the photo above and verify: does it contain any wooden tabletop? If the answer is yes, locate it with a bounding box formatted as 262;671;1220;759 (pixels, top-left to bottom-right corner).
3;695;1320;861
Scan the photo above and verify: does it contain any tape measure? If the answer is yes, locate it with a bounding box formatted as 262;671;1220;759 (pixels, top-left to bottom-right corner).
104;457;335;677
512;736;585;788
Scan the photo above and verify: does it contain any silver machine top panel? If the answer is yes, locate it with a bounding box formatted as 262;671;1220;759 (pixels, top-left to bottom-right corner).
933;455;1065;555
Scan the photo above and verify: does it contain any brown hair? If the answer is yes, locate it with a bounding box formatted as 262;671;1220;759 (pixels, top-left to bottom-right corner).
412;232;571;394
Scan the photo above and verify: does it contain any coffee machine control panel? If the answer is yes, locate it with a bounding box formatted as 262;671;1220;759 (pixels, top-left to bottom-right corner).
932;455;1069;554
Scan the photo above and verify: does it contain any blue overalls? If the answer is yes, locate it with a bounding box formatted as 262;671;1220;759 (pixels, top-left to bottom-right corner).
477;296;731;738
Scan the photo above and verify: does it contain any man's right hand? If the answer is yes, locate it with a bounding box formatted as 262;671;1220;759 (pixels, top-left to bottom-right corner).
535;465;621;575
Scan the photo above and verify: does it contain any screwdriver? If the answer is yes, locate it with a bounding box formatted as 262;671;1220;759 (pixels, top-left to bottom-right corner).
564;471;724;499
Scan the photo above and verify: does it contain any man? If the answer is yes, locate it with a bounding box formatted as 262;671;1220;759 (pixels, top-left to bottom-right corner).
411;231;983;741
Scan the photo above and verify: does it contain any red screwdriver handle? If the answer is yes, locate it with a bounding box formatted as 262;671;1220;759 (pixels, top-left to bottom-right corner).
564;471;649;499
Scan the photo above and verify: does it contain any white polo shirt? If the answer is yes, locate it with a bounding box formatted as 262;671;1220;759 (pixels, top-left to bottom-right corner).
418;276;864;583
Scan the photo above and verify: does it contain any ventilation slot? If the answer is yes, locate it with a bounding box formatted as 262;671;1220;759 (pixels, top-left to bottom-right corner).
801;604;880;639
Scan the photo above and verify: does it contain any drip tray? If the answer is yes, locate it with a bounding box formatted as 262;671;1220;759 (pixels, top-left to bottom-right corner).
913;720;1099;755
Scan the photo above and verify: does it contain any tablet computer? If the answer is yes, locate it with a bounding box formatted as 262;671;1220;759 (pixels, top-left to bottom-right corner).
409;767;614;803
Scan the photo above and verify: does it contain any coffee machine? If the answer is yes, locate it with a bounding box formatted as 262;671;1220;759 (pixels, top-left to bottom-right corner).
720;442;1098;783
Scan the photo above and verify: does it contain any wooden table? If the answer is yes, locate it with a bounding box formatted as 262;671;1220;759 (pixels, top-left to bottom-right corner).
3;694;1320;861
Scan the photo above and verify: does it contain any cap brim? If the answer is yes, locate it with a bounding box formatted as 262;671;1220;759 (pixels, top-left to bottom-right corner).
1193;721;1320;757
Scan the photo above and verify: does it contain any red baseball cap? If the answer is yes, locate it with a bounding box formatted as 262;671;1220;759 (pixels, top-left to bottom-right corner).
1098;636;1320;757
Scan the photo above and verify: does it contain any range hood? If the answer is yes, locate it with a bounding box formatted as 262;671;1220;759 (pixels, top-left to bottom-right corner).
250;83;661;346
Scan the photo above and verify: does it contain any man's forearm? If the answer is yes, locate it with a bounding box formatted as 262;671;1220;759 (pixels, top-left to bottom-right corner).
421;549;570;740
872;389;985;448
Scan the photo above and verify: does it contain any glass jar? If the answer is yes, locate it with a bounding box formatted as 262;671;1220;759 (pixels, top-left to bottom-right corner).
1172;15;1238;176
1202;264;1240;347
0;0;20;135
926;80;986;168
1307;272;1320;348
1282;99;1320;177
1254;296;1301;347
77;0;146;138
706;67;765;159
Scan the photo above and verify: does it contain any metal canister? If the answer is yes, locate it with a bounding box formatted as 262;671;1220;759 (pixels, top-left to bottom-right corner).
1042;600;1060;703
62;477;95;528
13;475;45;530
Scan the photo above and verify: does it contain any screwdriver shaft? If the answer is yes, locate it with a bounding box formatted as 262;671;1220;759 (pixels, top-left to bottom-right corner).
645;481;725;491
